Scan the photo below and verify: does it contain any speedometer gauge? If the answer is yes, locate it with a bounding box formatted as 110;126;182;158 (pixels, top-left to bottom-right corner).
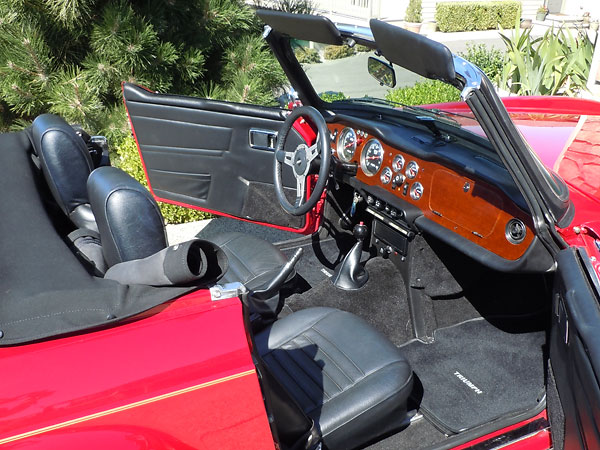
360;139;384;176
336;127;357;162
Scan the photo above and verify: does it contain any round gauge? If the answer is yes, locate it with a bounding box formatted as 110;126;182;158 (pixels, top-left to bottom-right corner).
360;139;384;176
380;167;393;185
410;182;424;201
405;161;419;179
336;127;357;162
392;154;405;172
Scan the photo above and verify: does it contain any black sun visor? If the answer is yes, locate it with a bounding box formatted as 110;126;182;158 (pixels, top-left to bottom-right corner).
256;9;344;45
369;19;456;84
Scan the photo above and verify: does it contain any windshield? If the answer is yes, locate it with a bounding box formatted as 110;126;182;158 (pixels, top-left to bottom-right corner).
291;40;482;134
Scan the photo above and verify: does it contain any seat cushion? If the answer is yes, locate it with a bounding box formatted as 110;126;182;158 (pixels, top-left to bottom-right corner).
256;307;413;449
210;232;290;291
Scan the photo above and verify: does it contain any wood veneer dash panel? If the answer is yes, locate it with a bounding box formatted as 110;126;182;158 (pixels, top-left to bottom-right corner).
329;123;534;260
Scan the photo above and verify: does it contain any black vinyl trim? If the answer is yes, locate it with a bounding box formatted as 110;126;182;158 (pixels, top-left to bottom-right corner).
549;247;600;450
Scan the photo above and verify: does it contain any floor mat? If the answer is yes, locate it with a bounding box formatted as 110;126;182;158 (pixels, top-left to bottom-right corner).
400;319;546;434
283;258;413;346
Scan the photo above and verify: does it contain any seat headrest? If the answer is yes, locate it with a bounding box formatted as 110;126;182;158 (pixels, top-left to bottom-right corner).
87;166;168;268
31;114;94;216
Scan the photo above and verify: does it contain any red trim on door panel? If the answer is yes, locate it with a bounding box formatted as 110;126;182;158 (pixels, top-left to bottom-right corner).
122;85;321;235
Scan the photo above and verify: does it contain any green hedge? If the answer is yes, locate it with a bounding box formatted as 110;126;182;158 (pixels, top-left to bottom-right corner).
319;91;347;102
112;136;212;224
294;47;321;64
435;1;521;32
459;44;504;82
323;45;355;60
405;0;422;23
386;80;459;106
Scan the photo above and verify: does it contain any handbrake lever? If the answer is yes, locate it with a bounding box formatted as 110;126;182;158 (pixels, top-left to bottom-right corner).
249;247;303;301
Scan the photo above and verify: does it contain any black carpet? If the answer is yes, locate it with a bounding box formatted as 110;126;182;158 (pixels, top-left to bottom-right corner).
283;257;413;346
400;318;546;434
280;236;351;288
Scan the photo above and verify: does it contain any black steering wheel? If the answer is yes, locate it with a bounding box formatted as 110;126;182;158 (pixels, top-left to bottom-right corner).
274;106;331;216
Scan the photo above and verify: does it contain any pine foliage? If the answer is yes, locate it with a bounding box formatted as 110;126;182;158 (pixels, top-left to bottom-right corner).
0;0;287;135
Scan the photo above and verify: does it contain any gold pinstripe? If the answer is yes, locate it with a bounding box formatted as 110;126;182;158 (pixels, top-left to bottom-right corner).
0;369;256;445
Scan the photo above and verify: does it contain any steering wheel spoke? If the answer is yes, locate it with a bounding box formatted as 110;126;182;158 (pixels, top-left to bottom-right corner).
283;151;295;167
273;106;331;216
294;175;306;207
307;141;320;163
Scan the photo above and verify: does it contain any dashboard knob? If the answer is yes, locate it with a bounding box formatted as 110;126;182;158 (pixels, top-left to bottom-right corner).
374;199;384;210
366;195;374;205
393;174;405;185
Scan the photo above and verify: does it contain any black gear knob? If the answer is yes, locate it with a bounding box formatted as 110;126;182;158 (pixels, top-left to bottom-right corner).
353;222;368;242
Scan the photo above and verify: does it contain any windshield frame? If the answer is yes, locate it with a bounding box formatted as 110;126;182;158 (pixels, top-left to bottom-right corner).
260;11;574;233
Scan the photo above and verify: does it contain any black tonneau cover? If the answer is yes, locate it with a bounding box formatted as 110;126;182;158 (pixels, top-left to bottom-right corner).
0;130;193;345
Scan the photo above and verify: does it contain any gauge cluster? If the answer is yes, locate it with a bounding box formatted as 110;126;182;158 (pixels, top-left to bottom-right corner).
332;126;424;201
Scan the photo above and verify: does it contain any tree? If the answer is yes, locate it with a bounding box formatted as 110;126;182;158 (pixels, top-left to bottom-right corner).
0;0;287;139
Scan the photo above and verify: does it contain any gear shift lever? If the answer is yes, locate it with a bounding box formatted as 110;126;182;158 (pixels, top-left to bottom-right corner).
331;222;369;290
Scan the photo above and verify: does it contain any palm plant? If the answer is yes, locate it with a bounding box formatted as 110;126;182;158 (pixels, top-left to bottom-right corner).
499;19;593;96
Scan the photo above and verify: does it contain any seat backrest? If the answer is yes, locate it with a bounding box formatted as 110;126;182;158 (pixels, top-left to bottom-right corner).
87;166;168;267
30;114;97;231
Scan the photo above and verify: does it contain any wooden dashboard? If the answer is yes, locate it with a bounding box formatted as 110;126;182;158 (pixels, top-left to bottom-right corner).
328;123;535;261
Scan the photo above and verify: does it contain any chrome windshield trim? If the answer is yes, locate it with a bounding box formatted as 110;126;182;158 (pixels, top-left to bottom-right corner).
453;55;482;101
336;23;374;41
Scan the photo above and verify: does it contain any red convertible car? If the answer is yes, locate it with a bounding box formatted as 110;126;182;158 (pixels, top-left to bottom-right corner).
0;10;598;450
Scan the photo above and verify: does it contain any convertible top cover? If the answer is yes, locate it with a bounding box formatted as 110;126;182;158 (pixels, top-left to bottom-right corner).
0;130;193;345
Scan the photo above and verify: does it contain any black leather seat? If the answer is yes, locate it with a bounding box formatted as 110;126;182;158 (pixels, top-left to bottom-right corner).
31;114;98;231
211;232;291;291
29;114;292;290
256;307;413;449
86;166;292;295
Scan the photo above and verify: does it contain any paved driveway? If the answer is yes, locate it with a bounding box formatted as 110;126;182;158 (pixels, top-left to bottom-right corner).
305;51;424;98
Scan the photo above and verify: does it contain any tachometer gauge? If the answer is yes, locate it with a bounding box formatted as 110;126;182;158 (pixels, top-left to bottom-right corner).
380;167;392;184
405;161;419;179
392;154;405;172
360;139;384;176
336;127;357;162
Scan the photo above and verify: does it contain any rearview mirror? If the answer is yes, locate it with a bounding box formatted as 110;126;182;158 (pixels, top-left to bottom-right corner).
368;57;396;88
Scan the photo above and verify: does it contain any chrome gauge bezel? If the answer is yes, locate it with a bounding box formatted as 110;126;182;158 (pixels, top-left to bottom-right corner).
360;139;384;176
392;154;405;172
405;161;419;179
336;127;357;162
380;167;393;185
410;182;424;201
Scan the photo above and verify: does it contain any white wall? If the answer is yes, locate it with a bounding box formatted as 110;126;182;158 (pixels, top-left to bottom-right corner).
562;0;600;19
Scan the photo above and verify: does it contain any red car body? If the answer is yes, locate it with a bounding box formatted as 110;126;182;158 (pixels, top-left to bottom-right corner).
2;13;600;450
2;94;598;449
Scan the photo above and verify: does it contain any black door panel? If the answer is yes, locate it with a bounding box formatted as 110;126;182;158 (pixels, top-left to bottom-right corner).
550;248;600;449
123;83;307;230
